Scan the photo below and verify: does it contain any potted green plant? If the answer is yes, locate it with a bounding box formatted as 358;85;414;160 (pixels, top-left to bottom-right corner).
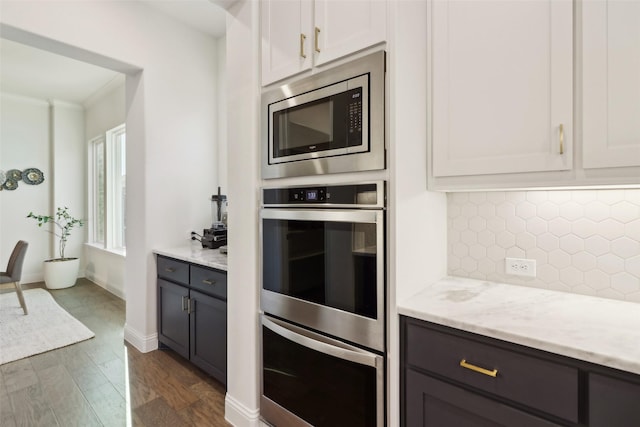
27;207;84;289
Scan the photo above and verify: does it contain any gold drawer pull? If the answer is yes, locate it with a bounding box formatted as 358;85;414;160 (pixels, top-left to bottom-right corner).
559;123;564;155
460;359;498;378
165;267;176;273
202;279;216;286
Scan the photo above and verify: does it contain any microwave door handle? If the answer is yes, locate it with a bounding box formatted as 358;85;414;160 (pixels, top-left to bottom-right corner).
262;316;381;368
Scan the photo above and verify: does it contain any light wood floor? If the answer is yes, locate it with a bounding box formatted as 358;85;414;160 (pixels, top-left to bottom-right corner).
0;278;230;426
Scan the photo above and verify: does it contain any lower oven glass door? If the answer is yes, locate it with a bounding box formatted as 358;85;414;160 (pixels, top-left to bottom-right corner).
261;208;385;351
261;315;384;427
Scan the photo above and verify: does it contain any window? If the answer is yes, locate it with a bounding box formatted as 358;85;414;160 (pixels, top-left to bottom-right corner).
88;124;126;252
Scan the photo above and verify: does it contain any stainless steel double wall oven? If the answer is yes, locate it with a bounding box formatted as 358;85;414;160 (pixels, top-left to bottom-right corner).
260;182;386;427
260;50;387;427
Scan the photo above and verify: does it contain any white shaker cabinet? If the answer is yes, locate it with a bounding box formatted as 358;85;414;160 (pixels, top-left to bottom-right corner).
431;0;573;178
582;0;640;169
261;0;387;86
261;0;313;86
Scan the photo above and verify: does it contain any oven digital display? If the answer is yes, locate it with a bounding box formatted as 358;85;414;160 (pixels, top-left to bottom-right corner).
306;190;318;201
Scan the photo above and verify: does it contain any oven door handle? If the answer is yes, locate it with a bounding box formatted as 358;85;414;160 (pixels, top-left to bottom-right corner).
262;316;382;368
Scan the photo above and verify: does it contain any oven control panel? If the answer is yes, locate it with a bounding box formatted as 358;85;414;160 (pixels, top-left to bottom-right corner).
290;188;327;203
262;182;383;208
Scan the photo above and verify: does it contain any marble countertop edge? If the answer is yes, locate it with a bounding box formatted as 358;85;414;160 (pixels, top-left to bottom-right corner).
397;277;640;376
153;244;228;271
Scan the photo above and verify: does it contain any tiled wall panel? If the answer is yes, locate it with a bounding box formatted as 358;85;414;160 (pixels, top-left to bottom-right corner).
447;189;640;303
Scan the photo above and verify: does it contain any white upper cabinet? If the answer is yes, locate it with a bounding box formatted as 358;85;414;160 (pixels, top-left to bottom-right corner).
261;0;387;86
313;0;387;67
582;0;640;169
261;0;313;85
431;0;573;178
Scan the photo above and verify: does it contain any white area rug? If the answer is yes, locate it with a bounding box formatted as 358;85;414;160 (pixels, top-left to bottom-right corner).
0;288;95;365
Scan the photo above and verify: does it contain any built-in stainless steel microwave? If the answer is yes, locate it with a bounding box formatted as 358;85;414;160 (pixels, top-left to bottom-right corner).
262;51;386;179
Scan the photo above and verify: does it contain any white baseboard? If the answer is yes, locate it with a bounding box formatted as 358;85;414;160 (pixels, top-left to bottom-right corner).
23;273;44;285
225;394;261;427
124;324;158;353
85;272;126;300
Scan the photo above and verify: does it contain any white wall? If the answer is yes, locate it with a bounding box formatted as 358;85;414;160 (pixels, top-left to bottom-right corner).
1;1;221;351
216;37;228;194
84;77;127;298
0;94;86;283
0;94;51;282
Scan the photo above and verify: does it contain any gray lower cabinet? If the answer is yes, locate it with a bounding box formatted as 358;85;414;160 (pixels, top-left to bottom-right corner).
157;255;227;386
401;316;640;427
589;373;640;427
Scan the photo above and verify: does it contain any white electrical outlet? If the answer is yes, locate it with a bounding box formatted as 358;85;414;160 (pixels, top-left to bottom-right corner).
505;258;537;278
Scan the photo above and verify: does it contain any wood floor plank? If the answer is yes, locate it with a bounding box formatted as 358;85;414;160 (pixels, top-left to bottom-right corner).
127;373;160;409
0;369;18;427
37;364;102;427
8;383;59;427
133;397;187;427
178;399;231;426
82;381;127;427
1;359;39;394
130;365;199;411
97;357;126;397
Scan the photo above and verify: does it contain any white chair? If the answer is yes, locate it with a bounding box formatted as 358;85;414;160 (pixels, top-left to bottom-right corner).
0;241;29;315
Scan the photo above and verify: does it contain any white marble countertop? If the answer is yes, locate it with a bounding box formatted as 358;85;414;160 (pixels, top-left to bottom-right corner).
154;244;227;271
398;277;640;376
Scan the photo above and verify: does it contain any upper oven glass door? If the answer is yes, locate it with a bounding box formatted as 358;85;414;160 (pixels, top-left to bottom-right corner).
268;74;369;165
261;208;385;351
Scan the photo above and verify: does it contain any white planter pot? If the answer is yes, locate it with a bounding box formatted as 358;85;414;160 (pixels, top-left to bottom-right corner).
43;258;80;289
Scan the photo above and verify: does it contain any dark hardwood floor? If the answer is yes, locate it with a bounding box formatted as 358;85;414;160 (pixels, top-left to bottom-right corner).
0;278;229;426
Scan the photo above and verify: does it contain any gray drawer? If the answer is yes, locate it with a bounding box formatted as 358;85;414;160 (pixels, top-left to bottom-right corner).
157;256;189;285
406;322;579;423
190;265;227;300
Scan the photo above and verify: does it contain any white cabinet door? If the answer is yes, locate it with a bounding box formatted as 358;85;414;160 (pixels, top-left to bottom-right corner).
313;0;387;66
261;0;313;85
583;0;640;169
432;0;573;177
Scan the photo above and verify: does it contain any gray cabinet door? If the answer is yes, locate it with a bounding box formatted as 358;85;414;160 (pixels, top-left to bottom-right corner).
405;369;561;427
589;373;640;427
158;279;189;359
190;289;227;385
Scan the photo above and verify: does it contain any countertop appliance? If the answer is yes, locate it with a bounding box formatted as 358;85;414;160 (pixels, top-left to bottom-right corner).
260;181;386;427
262;51;386;179
192;187;227;249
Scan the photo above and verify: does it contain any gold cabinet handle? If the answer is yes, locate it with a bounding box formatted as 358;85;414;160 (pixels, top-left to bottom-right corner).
314;27;321;52
559;124;564;155
460;359;498;378
165;267;176;273
300;33;307;58
181;295;188;312
187;298;193;314
202;279;216;286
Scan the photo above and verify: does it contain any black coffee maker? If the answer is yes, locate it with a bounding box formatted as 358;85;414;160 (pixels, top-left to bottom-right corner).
192;187;227;249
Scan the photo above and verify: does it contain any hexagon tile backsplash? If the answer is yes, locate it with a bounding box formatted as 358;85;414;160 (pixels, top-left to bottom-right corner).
447;189;640;303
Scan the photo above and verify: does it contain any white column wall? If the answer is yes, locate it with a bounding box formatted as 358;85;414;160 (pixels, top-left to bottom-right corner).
50;101;86;263
224;1;261;425
387;2;448;425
